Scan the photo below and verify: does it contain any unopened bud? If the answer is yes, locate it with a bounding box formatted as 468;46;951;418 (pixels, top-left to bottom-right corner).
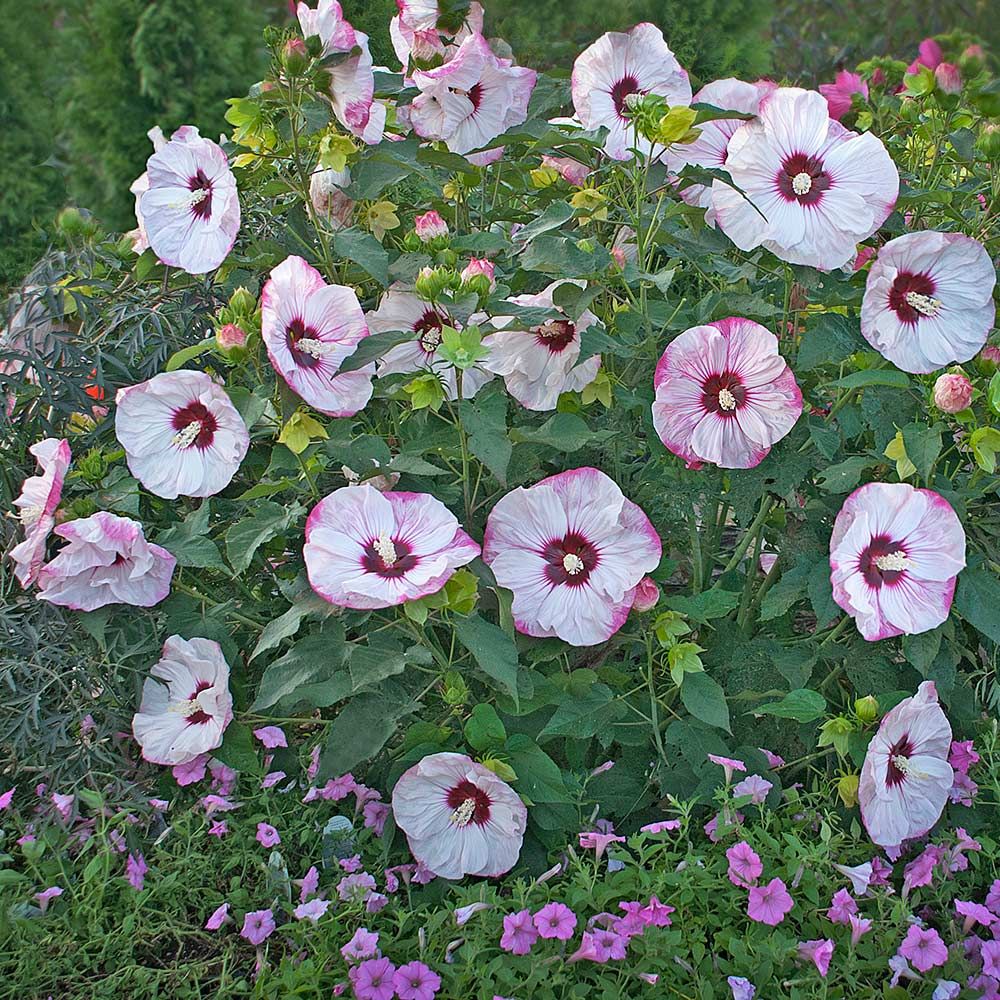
216;323;247;353
282;38;310;76
631;577;660;612
933;371;972;413
230;287;257;316
934;62;962;95
414;210;449;243
853;695;878;724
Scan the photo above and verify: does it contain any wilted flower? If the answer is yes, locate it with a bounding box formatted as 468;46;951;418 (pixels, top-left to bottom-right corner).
540;154;592;186
10;438;71;588
310;167;354;229
797;939;834;977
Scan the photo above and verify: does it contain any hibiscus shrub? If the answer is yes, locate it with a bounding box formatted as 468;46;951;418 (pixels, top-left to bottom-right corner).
3;2;1000;997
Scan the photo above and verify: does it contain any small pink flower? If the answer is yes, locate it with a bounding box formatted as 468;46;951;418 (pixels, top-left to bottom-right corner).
341;927;380;963
956;899;995;932
985;879;1000;915
728;977;756;1000
758;748;785;768
363;800;390;836
640;819;681;834
898;925;948;973
366;893;388;914
827;888;857;925
982;939;1000;978
848;913;872;947
832;861;872;896
935;62;962;94
339;855;363;873
414;211;449;242
51;792;74;823
0;787;15;811
256;822;281;848
578;830;626;859
10;438;71;588
631;576;660;612
639;895;674;927
797;939;834;977
904;844;943;891
393;960;442;1000
534;902;577;940
209;820;228;838
261;771;286;789
819;70;868;120
297;866;320;902
350;957;397;1000
126;853;147;891
148;798;169;812
253;726;287;749
732;775;772;804
726;841;763;888
568;928;628;963
500;909;538;955
205;902;230;930
708;754;747;784
918;38;944;70
241;908;276;946
949;740;980;774
294;898;331;922
338;872;377;903
747;877;794;926
460;257;496;290
35;886;63;913
172;754;209;786
933;373;972;414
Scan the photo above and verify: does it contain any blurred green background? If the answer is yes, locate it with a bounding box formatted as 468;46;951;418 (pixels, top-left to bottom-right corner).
2;0;996;290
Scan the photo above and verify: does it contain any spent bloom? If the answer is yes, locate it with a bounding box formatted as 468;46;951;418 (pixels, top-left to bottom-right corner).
933;372;973;413
861;232;996;373
652;317;801;470
712;87;898;270
827;888;858;924
483;467;661;646
571;22;692;160
829;482;966;641
125;853;147;892
205;902;230;930
391;752;527;879
728;978;756;1000
797;939;834;977
747;877;794;926
34;886;63;913
858;681;954;850
310;166;354;228
304;485;479;609
115;370;249;499
10;437;71;588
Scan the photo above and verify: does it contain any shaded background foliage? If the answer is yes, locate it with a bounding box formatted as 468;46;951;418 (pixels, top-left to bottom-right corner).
1;0;998;290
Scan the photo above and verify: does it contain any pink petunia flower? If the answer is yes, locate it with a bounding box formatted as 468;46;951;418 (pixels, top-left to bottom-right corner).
568;927;628;963
205;902;230;930
858;681;954;849
860;232;995;373
640;895;675;927
137;126;240;274
363;800;390;837
758;748;785;769
392;752;527;880
949;740;980;774
827;888;858;925
126;853;147;891
256;823;281;848
982;940;1000;978
36;512;176;612
208;820;228;838
985;880;1000;916
956;900;995;932
294;897;330;922
341;927;380;963
534;902;577;940
337;872;377;903
173;754;209;786
708;754;747;783
253;726;287;749
115;370;249;499
832;861;873;896
640;819;681;834
848;913;873;947
747;877;794;926
50;792;74;823
797;939;834;977
481;280;602;411
339;855;363;873
732;775;772;804
819;71;869;120
410;33;536;165
34;886;63;913
898;925;948;973
350;957;397;1000
652;317;802;469
393;960;442;1000
728;977;756;1000
712;87;898;270
726;841;763;888
132;636;233;766
10;438;71;588
571;23;692;160
578;830;627;859
0;788;15;811
830;483;966;642
483;467;662;646
904;844;944;891
241;908;276;946
262;255;374;417
304;485;480;610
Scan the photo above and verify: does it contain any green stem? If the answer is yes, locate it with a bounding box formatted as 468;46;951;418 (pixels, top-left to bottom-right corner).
714;496;775;582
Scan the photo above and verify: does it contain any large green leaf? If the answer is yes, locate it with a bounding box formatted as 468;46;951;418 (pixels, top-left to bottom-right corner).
454;613;520;707
679;672;731;732
225;501;304;574
667;589;739;624
510;412;613;452
955;566;1000;644
539;683;625;740
156;501;227;572
754;688;826;723
331;227;389;285
317;688;416;779
461;388;511;484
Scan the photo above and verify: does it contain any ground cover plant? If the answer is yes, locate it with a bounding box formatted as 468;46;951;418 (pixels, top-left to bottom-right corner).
2;3;1000;997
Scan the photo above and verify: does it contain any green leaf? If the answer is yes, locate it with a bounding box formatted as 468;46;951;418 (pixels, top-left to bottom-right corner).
828;369;911;390
340;328;416;373
164;341;215;373
464;704;506;751
156;501;227;571
454;614;520;708
251;625;348;712
759;563;809;621
955;567;1000;644
505;734;573;803
539;683;625;740
797;314;866;371
755;688;826;723
666;589;739;624
461;388;511;484
213;722;261;774
510;412;613;452
520;235;611;277
816;456;874;494
679;672;731;732
901;422;942;481
668;641;705;686
317;690;415;779
807;561;839;627
902;627;944;676
225;501;304;574
511;201;574;245
250;590;336;662
331;227;389;285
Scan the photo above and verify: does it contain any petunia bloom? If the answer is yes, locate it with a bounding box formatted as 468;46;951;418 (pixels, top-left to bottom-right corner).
726;840;763;888
350;957;397;1000
294;898;331;922
747;877;794;925
898;925;948;973
125;853;147;891
571;22;692;160
728;978;756;1000
304;484;479;610
241;908;276;946
860;232;996;374
409;33;536;164
712;87;898;270
858;680;954;850
253;726;287;749
500;909;539;956
391;752;527;880
732;775;772;804
115;370;249;499
132;636;233;766
482;280;602;410
819;71;869;120
256;823;281;848
829;482;966;641
37;512;175;611
483;467;662;646
10;437;71;587
534;902;577;940
797;939;834;977
652;317;802;469
393;960;442;1000
138;125;240;274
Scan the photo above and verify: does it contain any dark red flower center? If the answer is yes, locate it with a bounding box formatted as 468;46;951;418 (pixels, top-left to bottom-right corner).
611;75;641;118
361;535;418;578
885;734;915;787
777;152;830;205
185;680;214;726
701;371;746;417
859;534;909;588
188;169;214;220
534;319;576;353
446;779;492;826
414;310;446;354
467;82;483;111
171;401;218;449
542;531;599;587
286;317;324;369
888;272;938;325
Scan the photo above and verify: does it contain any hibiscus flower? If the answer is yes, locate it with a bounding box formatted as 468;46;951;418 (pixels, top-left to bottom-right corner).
482;280;601;411
571;23;692;160
304;484;480;609
712;87;898;270
132;636;234;766
651;317;802;469
115;370;250;500
829;482;966;641
262;255;374;417
860;231;996;373
483;467;662;646
858;681;954;849
138;126;240;275
391;752;527;879
390;1;484;73
10;438;71;587
818;71;869;121
36;512;176;611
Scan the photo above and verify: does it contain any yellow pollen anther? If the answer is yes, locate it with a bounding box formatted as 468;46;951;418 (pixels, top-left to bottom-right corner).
792;172;813;195
904;291;942;317
374;534;398;567
450;797;476;827
718;387;737;411
171;421;202;448
563;552;585;575
874;550;910;573
19;503;44;527
891;754;929;779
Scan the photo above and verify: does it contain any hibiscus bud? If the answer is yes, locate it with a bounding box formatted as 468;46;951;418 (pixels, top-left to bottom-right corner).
631;577;660;612
977;344;1000;373
230;287;257;316
837;773;860;808
933;372;973;413
442;670;468;706
216;323;247;356
460;257;495;288
282;38;310;77
934;62;962;95
435;248;458;268
854;695;878;724
415;266;457;301
977;122;1000;161
414;210;449;243
852;246;876;271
